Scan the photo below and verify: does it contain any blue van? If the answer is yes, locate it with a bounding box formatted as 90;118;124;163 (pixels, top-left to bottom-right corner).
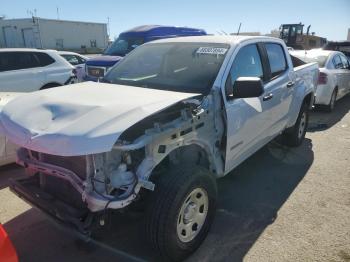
84;25;206;81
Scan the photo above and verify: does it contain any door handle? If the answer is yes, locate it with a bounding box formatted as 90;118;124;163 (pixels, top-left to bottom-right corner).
263;93;273;101
287;81;295;88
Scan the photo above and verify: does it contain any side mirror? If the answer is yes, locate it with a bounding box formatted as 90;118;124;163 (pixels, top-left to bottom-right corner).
229;77;264;99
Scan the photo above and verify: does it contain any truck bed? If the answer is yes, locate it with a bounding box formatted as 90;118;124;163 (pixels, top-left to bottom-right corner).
293;62;319;94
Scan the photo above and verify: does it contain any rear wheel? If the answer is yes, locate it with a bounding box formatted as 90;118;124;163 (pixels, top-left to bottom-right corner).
145;165;217;261
325;88;337;112
281;103;308;147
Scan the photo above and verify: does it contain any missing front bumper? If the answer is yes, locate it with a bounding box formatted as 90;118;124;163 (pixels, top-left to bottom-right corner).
16;147;139;212
9;176;94;235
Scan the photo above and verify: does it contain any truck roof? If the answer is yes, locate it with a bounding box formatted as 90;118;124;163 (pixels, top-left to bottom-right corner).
123;25;168;32
148;35;284;45
124;25;205;33
119;25;206;39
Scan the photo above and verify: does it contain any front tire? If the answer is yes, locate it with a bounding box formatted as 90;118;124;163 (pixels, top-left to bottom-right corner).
145;165;217;261
281;102;309;147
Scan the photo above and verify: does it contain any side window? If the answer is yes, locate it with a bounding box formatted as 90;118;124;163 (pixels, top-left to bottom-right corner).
75;56;86;64
61;54;79;65
265;43;287;78
15;52;40;70
0;52;40;71
35;52;55;67
227;44;264;86
340;55;349;69
0;52;15;72
333;55;343;69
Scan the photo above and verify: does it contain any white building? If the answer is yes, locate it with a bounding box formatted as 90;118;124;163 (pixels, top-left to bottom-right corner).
0;17;108;53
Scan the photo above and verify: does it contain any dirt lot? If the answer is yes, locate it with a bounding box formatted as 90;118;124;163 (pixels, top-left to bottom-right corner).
0;96;349;262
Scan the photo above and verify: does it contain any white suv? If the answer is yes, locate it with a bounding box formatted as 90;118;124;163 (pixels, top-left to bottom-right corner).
0;49;77;92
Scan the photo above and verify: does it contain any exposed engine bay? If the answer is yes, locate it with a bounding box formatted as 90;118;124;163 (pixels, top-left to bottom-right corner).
13;93;225;218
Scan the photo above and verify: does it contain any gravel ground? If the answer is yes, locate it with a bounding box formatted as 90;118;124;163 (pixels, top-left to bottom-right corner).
0;95;349;262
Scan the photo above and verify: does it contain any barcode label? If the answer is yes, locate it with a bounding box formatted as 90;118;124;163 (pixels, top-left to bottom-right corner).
196;47;228;55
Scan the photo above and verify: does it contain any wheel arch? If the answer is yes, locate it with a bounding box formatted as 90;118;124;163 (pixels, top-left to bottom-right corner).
324;85;338;106
146;143;215;182
303;91;314;110
40;82;62;90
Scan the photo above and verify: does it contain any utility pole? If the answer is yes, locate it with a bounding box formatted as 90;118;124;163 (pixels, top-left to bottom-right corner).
56;7;60;20
107;17;110;37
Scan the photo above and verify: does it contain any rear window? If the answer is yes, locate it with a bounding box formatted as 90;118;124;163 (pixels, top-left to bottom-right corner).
290;55;306;67
292;53;328;67
333;55;343;69
265;43;287;78
340;55;349;68
35;52;55;66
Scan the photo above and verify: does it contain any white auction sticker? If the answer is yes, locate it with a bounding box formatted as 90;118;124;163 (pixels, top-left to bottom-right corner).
196;47;228;55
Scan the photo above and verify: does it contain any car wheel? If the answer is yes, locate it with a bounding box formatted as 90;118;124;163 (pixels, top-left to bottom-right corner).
281;102;309;147
145;165;217;261
325;89;337;112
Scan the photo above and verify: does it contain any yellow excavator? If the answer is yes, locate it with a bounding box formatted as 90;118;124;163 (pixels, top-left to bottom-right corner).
280;23;327;50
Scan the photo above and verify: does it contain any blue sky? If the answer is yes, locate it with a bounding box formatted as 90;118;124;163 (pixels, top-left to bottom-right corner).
2;0;350;41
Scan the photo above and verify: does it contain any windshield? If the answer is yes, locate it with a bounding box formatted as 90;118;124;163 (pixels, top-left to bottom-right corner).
292;53;328;67
103;36;144;56
104;42;229;95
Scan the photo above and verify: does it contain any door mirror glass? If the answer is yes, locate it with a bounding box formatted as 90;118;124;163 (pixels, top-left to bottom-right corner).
229;77;264;99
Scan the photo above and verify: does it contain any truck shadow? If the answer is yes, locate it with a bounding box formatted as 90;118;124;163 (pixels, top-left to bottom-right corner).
92;138;314;261
187;138;313;261
3;139;314;262
308;95;350;132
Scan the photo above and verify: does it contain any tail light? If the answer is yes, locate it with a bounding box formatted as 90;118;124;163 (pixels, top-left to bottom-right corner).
318;72;328;85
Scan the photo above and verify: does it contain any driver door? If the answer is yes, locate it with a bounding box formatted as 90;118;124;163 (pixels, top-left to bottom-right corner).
224;43;273;172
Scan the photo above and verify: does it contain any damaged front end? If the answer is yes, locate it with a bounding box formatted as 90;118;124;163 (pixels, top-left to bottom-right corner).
9;94;224;234
15;147;141;211
10;146;142;234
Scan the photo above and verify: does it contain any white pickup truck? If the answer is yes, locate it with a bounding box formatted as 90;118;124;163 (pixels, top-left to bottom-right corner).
1;36;318;261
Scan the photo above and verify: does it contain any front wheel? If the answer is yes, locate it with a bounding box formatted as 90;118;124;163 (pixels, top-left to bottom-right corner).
145;165;217;261
281;103;309;147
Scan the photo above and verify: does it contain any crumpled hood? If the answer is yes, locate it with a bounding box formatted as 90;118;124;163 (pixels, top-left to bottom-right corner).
0;82;199;156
